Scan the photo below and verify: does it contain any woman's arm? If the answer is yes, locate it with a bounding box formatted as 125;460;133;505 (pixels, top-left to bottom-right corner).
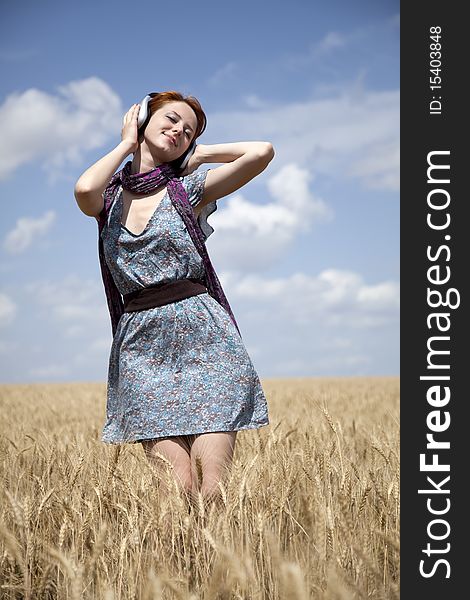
74;140;135;218
191;142;275;207
74;104;140;218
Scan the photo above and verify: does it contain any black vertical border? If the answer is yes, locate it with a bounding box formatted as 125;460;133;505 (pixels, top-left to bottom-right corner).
401;3;467;597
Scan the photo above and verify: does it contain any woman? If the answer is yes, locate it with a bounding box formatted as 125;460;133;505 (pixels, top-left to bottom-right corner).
74;91;274;505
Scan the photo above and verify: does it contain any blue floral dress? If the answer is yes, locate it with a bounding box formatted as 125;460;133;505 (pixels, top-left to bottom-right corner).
100;169;270;444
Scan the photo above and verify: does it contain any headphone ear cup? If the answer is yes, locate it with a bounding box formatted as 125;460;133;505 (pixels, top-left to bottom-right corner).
173;141;196;173
179;142;196;171
137;97;150;130
137;93;158;131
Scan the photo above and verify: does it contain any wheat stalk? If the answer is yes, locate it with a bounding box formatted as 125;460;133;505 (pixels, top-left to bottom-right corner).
0;377;399;598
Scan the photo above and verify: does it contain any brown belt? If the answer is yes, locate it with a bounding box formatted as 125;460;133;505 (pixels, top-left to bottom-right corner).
123;278;208;312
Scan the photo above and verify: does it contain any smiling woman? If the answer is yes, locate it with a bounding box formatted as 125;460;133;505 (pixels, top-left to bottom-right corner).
73;90;274;508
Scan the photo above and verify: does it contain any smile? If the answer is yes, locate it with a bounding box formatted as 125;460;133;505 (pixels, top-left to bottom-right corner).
164;133;177;146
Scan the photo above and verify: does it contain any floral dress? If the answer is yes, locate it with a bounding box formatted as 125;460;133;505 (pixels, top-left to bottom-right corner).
100;169;270;443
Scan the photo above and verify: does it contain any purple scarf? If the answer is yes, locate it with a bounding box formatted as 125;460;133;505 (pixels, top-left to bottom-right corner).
97;160;241;338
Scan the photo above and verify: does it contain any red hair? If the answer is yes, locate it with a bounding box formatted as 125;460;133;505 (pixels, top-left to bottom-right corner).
148;91;207;142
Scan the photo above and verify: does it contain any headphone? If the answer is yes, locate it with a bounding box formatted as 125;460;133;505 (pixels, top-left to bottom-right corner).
137;93;197;173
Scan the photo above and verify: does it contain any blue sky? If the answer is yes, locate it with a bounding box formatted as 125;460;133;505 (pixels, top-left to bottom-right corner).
0;0;399;383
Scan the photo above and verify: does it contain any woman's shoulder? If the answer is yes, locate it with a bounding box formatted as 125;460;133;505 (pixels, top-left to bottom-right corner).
180;168;210;185
180;169;211;207
98;184;122;234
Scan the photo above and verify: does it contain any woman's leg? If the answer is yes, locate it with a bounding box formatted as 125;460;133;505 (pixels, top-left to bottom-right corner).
141;435;194;497
189;431;237;502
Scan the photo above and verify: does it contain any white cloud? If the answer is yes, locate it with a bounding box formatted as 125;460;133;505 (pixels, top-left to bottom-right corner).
216;268;399;377
63;325;86;338
220;268;399;328
281;30;353;71
356;281;400;309
89;337;111;353
0;77;122;182
390;13;400;28
3;210;56;254
0;75;398;195
312;352;371;371
29;363;70;379
270;351;370;377
206;87;399;192
70;336;111;371
207;163;332;271
316;31;347;54
0;292;17;326
207;62;239;87
24;274;108;326
348;140;400;191
267;163;331;224
0;340;20;355
325;337;354;350
241;94;271;109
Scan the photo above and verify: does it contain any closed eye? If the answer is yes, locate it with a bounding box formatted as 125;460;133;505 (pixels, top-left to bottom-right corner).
167;115;192;137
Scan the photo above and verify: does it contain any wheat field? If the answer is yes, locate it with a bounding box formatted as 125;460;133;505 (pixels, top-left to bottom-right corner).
0;377;399;599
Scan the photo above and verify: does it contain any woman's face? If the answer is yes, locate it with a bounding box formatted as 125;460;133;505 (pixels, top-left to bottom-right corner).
143;101;198;162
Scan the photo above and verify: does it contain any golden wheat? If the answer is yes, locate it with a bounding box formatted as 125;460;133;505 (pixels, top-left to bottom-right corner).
0;377;399;598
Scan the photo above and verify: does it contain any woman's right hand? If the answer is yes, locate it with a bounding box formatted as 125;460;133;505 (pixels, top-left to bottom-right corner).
121;104;140;153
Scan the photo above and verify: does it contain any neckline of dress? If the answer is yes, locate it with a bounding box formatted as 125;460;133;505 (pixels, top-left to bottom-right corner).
119;186;168;237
